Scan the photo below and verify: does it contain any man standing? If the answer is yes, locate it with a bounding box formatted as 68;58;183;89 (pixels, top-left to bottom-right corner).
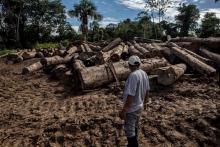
119;55;150;147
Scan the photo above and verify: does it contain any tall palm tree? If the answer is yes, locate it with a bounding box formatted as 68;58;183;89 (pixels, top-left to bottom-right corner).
68;0;102;41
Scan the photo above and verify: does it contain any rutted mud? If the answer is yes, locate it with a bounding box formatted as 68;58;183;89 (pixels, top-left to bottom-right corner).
0;59;219;147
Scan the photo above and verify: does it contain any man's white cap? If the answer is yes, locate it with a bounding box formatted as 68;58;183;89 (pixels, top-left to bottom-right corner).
128;55;141;66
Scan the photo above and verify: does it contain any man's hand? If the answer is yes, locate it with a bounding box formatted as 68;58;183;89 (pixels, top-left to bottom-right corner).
119;110;126;120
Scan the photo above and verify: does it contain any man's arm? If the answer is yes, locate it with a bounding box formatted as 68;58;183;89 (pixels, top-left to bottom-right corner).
144;91;149;110
119;95;134;119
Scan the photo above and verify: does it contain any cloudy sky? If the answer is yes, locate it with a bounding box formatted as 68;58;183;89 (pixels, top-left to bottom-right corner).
61;0;220;31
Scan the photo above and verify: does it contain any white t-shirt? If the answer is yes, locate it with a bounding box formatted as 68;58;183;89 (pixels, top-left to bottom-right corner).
123;69;150;113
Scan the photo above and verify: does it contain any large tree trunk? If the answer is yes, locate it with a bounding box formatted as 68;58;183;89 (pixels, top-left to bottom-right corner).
22;51;36;60
200;48;220;65
22;61;43;74
51;64;69;79
133;41;150;58
41;55;72;66
78;58;168;89
73;59;85;73
151;64;186;86
67;46;78;55
83;43;93;52
100;44;124;62
170;37;220;50
128;45;144;58
140;43;162;58
121;45;130;60
170;47;216;75
102;38;122;52
168;42;212;65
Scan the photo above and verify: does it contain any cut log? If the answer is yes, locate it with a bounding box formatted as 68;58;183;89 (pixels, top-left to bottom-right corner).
121;45;130;60
80;45;86;52
78;58;168;89
140;43;162;58
88;44;101;52
200;48;220;65
67;46;78;55
102;38;122;52
73;59;85;71
168;42;212;65
128;45;144;58
100;44;124;62
151;64;186;86
133;41;150;58
51;64;69;78
170;37;220;50
170;47;216;75
83;43;93;52
36;52;44;58
22;51;37;60
41;55;72;66
22;61;43;74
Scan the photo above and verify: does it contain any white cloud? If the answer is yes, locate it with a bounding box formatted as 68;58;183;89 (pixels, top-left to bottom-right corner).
115;0;146;10
199;8;220;23
71;25;79;32
100;17;119;27
65;12;70;19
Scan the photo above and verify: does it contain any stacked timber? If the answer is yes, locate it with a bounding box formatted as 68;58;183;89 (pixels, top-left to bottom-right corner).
2;37;218;91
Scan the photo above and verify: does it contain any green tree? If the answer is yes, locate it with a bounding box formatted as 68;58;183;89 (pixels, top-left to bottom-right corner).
68;0;102;41
200;12;220;37
175;3;200;36
0;0;68;48
137;11;151;38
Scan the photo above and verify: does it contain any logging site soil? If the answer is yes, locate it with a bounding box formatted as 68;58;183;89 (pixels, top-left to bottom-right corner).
0;55;219;146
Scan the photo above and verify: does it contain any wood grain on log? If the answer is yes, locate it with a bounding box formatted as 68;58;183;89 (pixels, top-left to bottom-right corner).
168;42;212;64
22;61;43;74
102;38;122;52
41;55;72;66
200;48;220;65
22;51;36;60
170;47;216;75
78;58;168;89
151;64;186;86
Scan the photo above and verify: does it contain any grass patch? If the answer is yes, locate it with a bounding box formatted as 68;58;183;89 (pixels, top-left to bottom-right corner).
0;49;16;57
34;42;59;49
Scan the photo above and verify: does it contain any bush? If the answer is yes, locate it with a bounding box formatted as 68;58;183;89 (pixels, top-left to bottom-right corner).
0;49;16;57
34;42;59;49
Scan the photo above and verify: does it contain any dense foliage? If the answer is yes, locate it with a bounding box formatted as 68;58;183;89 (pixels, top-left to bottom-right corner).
0;0;219;49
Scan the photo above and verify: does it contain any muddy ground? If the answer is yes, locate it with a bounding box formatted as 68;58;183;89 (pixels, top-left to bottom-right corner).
0;59;219;147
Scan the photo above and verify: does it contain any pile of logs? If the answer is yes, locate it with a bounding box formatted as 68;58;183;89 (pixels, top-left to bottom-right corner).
4;37;220;90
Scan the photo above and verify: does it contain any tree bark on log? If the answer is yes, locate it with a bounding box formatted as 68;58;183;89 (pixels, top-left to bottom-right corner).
133;41;150;58
100;44;124;62
88;44;101;52
151;64;186;86
80;45;87;52
22;61;43;74
22;51;36;60
121;45;130;60
200;48;220;65
83;43;93;52
128;45;144;58
51;64;69;78
73;59;85;71
67;46;78;55
140;43;162;58
41;55;72;66
102;38;122;52
170;47;216;75
170;37;220;50
168;42;212;65
78;58;168;89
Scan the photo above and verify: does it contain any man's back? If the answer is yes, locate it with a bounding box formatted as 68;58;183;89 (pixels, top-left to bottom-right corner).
123;69;150;113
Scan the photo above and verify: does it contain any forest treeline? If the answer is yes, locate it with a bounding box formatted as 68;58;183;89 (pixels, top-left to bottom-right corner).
0;0;219;49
